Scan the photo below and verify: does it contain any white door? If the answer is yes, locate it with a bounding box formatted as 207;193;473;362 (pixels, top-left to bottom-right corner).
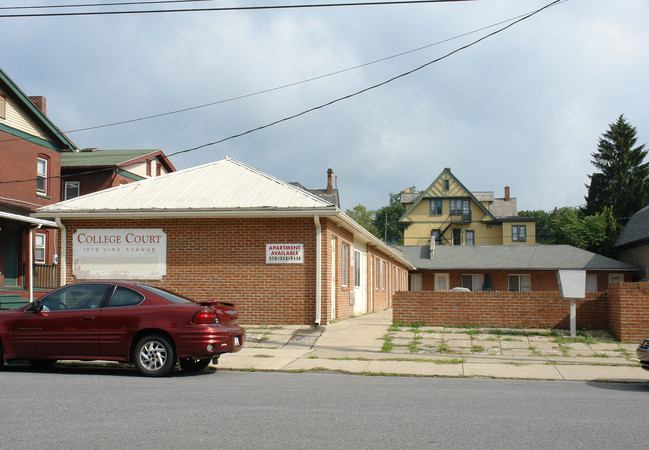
353;250;367;315
435;273;450;291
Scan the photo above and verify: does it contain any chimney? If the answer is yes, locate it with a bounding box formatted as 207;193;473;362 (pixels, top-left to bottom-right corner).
504;186;510;201
29;96;46;115
445;167;451;172
327;168;333;194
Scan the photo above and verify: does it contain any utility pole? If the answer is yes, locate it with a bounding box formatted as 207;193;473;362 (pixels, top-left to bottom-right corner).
384;213;388;242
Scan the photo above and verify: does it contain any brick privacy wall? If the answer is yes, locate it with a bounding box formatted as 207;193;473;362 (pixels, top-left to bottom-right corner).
393;290;608;329
608;282;649;341
61;217;412;325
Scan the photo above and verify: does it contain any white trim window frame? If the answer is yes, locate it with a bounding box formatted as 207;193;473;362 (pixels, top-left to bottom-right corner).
34;232;46;264
64;181;80;200
462;274;484;291
341;243;349;287
36;157;48;196
354;250;361;288
508;274;531;292
512;225;527;242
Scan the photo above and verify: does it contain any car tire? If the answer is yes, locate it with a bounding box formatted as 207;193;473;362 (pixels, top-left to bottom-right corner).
179;357;211;372
28;359;57;369
134;334;176;377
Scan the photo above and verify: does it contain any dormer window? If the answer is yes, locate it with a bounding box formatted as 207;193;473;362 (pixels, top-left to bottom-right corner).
443;179;450;191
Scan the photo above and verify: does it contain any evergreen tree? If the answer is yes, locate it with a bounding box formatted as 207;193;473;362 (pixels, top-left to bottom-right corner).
585;114;649;223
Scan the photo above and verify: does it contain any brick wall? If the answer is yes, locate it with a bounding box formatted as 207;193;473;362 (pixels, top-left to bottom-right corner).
61;217;412;325
393;290;608;330
608;282;649;341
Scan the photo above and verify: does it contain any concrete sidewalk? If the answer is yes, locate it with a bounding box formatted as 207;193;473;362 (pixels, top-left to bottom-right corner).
217;309;649;383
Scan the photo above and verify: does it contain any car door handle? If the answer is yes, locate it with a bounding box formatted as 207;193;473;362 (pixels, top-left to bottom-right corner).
82;316;96;321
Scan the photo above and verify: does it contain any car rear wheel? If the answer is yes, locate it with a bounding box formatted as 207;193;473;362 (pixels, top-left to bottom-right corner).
179;357;211;372
134;334;175;377
28;359;57;369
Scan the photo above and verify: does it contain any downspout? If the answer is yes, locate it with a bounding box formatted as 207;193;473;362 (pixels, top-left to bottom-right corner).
314;215;322;325
55;217;66;287
28;226;38;302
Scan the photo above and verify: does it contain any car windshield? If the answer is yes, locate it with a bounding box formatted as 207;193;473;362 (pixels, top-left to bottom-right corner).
136;284;194;304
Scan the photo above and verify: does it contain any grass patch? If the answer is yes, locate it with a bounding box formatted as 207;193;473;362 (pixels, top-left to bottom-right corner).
408;342;419;353
437;343;450;354
381;335;394;353
464;329;480;336
505;361;525;366
553;336;597;345
435;358;465;364
593;353;610;358
253;354;274;358
471;345;485;353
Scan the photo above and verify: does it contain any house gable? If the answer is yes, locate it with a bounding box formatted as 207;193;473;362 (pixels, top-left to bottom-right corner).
400;168;495;223
0;69;76;152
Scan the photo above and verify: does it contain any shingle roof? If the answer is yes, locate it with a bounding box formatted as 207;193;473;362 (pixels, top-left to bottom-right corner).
395;245;640;271
614;204;649;248
35;157;337;216
61;150;161;167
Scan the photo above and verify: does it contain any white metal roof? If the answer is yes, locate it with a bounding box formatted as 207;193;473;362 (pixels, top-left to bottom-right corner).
35;157;336;217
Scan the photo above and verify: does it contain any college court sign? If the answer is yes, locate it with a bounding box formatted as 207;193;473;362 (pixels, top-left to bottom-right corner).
73;229;167;280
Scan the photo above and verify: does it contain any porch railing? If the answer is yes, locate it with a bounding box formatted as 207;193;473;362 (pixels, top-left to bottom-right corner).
33;264;57;289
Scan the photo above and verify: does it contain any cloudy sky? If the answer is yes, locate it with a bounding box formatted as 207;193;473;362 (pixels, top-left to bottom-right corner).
2;0;648;213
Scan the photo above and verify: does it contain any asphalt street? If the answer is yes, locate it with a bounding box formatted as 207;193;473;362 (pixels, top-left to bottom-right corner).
1;367;647;449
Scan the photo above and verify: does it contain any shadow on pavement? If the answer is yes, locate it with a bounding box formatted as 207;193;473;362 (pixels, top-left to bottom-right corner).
1;361;218;378
585;380;649;391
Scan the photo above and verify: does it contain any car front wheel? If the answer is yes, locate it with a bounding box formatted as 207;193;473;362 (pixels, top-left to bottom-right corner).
134;335;176;377
179;357;211;372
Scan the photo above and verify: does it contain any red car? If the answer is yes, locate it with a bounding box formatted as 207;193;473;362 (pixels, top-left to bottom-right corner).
0;281;245;376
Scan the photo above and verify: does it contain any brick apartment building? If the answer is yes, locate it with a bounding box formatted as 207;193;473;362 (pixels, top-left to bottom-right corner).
35;158;414;325
0;68;77;306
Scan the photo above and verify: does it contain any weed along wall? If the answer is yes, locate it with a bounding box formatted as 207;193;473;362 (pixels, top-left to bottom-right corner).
393;290;609;330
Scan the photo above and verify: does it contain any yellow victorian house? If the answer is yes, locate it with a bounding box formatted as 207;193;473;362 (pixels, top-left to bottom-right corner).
400;168;536;246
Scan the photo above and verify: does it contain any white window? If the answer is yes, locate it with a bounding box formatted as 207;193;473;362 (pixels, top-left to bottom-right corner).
462;274;484;291
382;261;386;290
34;233;46;264
341;243;349;287
435;273;450;291
466;230;475;246
512;225;527;242
36;157;48;195
410;273;423;291
354;250;361;288
586;274;598;292
65;181;80;200
608;273;624;284
509;274;531;292
0;94;6;119
375;258;380;289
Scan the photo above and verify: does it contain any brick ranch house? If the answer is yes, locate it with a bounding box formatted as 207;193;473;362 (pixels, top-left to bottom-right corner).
393;244;648;341
34;157;413;325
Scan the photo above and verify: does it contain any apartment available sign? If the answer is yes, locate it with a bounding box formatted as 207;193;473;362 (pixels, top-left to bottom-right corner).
73;229;167;279
266;243;303;264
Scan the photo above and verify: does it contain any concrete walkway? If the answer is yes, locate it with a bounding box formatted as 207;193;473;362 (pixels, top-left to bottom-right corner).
217;309;649;383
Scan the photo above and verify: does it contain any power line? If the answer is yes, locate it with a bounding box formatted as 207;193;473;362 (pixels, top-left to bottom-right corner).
63;9;533;134
0;0;217;11
166;0;563;158
0;0;474;18
0;0;564;186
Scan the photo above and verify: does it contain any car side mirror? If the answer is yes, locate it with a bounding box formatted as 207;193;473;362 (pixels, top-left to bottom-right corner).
33;300;43;312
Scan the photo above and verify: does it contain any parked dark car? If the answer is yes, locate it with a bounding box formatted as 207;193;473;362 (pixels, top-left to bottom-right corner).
0;281;245;376
637;338;649;372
